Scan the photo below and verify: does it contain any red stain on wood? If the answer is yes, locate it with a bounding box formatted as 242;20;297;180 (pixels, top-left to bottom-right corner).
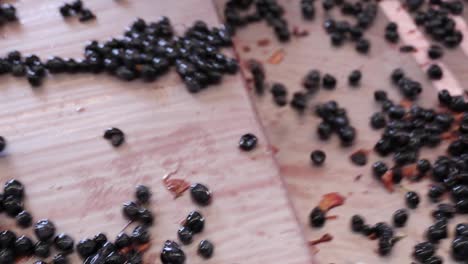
257;38;271;47
279;164;311;178
353;148;371;155
119;243;150;255
326;215;338;220
269;145;279;154
420;61;430;68
119;246;132;255
267;49;285;64
219;177;276;198
400;99;412;109
311;246;319;254
454;113;464;122
292;26;309;37
354;174;363;182
402;164;418;178
318;192;345;212
381;170;394;192
441;131;457;140
309;233;333;246
136;243;151;253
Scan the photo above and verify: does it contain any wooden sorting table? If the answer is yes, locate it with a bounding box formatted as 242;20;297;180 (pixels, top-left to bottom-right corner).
0;1;313;263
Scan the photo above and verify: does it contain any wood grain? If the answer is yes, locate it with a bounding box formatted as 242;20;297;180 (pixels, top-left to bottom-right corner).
213;0;468;263
0;1;313;263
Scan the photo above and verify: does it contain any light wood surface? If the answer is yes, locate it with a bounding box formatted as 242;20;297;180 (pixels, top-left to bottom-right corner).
213;0;468;263
0;1;313;263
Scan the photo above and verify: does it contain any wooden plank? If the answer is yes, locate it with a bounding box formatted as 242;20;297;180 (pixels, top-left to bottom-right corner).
0;1;313;263
214;0;466;263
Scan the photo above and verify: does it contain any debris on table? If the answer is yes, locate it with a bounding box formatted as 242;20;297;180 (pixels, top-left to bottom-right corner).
318;192;345;212
308;233;333;246
267;49;285;65
163;177;190;199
